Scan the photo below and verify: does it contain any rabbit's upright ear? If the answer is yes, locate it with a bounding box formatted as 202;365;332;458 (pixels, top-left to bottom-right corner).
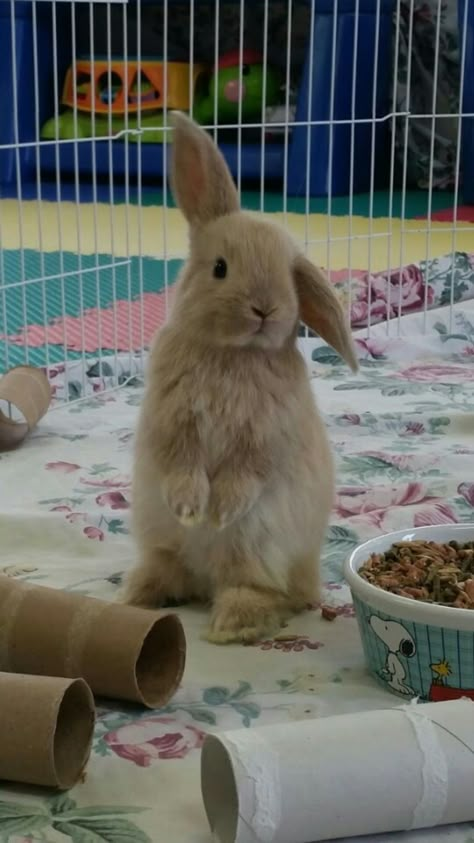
293;254;359;372
169;112;239;226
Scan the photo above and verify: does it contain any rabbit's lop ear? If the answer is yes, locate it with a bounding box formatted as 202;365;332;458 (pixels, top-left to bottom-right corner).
169;111;239;226
293;254;359;372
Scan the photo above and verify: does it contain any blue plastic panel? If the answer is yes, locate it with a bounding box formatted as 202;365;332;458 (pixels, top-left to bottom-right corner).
459;0;474;204
0;0;395;199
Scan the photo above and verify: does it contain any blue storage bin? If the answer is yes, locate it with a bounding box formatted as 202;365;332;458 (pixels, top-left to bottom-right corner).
459;0;474;204
288;0;395;196
0;0;395;199
0;1;34;187
0;1;70;193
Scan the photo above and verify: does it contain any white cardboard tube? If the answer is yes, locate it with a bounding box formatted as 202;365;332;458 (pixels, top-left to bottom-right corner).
201;699;474;843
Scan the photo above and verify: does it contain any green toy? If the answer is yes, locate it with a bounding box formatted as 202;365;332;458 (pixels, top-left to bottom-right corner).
40;59;206;144
194;49;281;125
41;110;167;144
40;51;281;143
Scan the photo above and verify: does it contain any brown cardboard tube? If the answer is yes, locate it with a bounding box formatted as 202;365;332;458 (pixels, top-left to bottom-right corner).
0;576;186;708
0;366;52;451
0;673;95;789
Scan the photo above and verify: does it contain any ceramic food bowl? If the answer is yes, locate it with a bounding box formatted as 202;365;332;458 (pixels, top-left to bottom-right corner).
344;524;474;701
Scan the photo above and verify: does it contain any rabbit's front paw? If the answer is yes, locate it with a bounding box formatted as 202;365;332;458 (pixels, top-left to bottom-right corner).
163;471;210;527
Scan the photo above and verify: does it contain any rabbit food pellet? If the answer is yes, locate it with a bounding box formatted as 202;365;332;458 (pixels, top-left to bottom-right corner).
359;539;474;609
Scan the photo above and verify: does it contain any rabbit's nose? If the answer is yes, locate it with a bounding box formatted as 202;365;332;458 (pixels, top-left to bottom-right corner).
252;306;276;321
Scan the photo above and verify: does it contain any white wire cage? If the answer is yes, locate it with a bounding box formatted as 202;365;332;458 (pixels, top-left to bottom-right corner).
0;0;472;403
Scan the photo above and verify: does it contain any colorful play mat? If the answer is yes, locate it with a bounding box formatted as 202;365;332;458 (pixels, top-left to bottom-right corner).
0;191;473;371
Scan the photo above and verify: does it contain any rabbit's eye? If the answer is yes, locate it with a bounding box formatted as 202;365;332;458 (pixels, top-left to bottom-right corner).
213;258;227;279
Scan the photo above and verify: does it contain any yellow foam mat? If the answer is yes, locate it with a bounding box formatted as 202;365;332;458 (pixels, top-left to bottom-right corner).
1;199;472;272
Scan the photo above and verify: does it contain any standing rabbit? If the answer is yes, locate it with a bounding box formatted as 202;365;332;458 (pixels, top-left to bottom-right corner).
122;112;358;643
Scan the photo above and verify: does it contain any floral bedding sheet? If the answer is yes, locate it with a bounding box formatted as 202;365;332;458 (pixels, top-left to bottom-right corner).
0;301;474;843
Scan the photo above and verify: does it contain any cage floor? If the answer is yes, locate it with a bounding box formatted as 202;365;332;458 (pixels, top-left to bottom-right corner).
133;188;469;219
3;194;474;262
0;248;180;367
1;195;473;368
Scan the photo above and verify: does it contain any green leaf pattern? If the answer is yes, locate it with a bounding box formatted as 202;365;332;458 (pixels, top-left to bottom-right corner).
0;799;151;842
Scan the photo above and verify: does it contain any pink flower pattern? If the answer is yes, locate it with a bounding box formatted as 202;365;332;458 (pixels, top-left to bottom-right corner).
84;526;105;541
397;364;474;383
413;503;459;527
334;483;458;530
339;414;361;426
355;337;390;359
65;512;87;524
360;451;438;471
96;491;130;510
404;421;425;435
45;461;81;473
80;475;131;490
344;264;435;328
458;483;474;507
104;717;205;765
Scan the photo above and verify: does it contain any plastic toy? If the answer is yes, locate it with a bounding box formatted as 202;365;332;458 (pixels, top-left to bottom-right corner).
41;59;206;143
193;49;281;125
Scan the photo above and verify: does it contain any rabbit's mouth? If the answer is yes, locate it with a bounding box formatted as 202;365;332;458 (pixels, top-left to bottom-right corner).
246;316;291;349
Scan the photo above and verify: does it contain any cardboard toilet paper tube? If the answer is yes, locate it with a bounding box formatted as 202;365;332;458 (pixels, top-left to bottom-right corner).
0;673;95;789
0;366;52;451
0;575;186;708
201;698;474;843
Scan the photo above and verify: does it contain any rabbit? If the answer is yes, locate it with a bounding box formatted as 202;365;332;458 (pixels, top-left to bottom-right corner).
121;111;358;644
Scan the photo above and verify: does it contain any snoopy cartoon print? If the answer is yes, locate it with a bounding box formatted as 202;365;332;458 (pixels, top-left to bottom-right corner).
369;615;416;696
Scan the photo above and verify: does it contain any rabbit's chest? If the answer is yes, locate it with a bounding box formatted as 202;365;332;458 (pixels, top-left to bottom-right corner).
193;380;267;468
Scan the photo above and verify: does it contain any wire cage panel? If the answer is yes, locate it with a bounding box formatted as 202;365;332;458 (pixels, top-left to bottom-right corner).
0;0;471;401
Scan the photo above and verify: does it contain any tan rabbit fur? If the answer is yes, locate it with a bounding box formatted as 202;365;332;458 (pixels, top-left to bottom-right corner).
122;112;358;643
